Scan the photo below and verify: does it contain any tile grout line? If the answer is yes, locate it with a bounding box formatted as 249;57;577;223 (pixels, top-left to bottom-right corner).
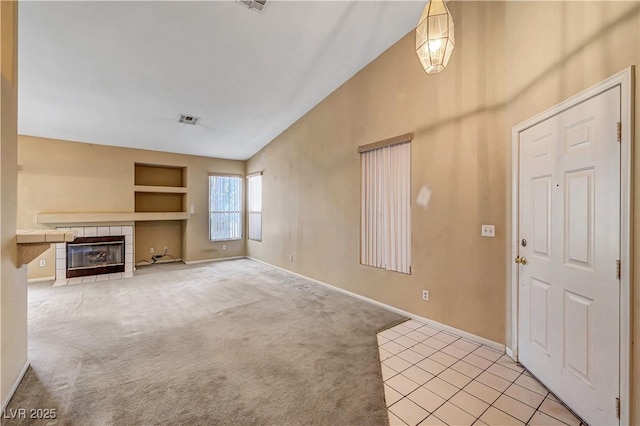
384;323;486;424
383;323;513;424
469;367;540;425
386;409;409;426
523;389;552;426
381;321;571;426
524;392;574;426
383;325;498;382
443;349;528;424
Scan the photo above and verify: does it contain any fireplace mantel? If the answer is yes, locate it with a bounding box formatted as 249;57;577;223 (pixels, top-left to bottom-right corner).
37;212;188;224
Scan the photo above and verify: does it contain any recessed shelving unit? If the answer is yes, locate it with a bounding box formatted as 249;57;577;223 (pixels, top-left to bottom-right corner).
134;163;188;220
135;163;186;187
134;163;188;263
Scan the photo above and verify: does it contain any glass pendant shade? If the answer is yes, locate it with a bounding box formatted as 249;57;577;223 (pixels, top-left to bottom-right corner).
415;0;454;74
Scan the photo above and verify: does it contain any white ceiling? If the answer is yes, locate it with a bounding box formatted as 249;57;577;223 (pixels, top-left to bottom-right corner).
18;1;424;160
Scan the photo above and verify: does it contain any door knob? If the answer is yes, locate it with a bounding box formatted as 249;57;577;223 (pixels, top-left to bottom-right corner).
515;256;528;265
515;256;521;264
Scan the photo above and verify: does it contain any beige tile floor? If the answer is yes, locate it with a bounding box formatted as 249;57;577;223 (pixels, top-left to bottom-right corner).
378;320;585;426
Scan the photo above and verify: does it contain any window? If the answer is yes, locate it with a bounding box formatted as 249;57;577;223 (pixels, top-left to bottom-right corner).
209;175;243;241
360;140;411;274
247;173;263;241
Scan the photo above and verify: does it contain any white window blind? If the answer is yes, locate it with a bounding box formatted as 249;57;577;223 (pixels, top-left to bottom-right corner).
209;175;243;241
247;174;262;241
360;141;411;274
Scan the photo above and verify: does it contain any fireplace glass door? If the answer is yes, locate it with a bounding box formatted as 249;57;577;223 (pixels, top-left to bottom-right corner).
66;236;125;278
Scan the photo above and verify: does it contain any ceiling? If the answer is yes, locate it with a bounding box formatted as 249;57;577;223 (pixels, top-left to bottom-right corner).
18;1;424;160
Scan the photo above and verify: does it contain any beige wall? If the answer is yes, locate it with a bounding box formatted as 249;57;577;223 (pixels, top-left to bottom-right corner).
135;220;184;264
248;1;508;344
18;136;246;280
247;1;640;422
1;0;28;407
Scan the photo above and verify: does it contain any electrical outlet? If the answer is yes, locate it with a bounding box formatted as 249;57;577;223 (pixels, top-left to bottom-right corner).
422;290;429;301
164;246;168;252
39;259;46;267
149;247;154;254
481;225;496;238
222;244;227;251
289;254;293;262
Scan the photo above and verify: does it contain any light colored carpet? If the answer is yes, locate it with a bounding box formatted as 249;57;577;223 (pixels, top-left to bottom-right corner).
6;259;405;425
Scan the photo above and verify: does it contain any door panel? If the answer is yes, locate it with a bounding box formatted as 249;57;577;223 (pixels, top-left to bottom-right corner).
564;169;594;268
563;290;592;385
531;177;551;257
518;87;620;426
530;278;550;353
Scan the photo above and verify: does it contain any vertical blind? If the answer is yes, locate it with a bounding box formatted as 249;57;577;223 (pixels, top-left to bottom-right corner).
247;174;262;241
360;142;411;274
209;175;243;241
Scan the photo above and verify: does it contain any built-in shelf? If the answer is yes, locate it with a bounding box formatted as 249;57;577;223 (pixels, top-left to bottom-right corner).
133;212;189;221
134;164;187;214
37;212;189;224
134;185;187;194
135;163;185;187
16;229;76;266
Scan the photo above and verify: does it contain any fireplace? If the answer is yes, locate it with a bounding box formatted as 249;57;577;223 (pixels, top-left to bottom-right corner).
54;225;133;286
66;236;125;278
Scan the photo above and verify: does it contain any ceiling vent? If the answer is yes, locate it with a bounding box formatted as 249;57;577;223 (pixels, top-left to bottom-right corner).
177;114;200;126
236;0;267;13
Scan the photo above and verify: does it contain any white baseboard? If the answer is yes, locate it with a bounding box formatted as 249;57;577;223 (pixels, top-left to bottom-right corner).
506;347;516;360
247;257;506;353
2;360;29;411
27;276;54;283
184;256;245;265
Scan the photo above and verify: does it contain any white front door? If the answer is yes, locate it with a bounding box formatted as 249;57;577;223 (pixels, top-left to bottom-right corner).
517;87;620;425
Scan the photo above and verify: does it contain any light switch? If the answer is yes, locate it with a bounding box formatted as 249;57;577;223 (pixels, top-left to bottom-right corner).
481;225;495;238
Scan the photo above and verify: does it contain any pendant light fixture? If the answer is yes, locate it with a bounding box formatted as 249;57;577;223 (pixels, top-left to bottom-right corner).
415;0;455;75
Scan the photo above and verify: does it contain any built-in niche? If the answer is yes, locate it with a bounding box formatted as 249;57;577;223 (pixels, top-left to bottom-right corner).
134;163;187;265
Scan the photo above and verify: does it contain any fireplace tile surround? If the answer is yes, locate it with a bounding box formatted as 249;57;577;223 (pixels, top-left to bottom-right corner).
54;225;134;286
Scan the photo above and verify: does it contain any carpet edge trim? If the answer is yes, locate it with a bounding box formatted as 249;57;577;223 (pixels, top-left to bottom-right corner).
247;256;506;353
2;360;30;412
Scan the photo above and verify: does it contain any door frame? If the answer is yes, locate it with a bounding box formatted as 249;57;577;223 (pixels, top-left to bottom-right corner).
510;66;634;425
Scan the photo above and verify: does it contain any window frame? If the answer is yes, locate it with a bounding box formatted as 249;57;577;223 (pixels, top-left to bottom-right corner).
208;173;244;242
247;172;263;242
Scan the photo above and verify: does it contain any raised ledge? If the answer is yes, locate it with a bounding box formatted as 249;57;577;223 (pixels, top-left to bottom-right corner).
16;230;77;266
36;212;189;224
